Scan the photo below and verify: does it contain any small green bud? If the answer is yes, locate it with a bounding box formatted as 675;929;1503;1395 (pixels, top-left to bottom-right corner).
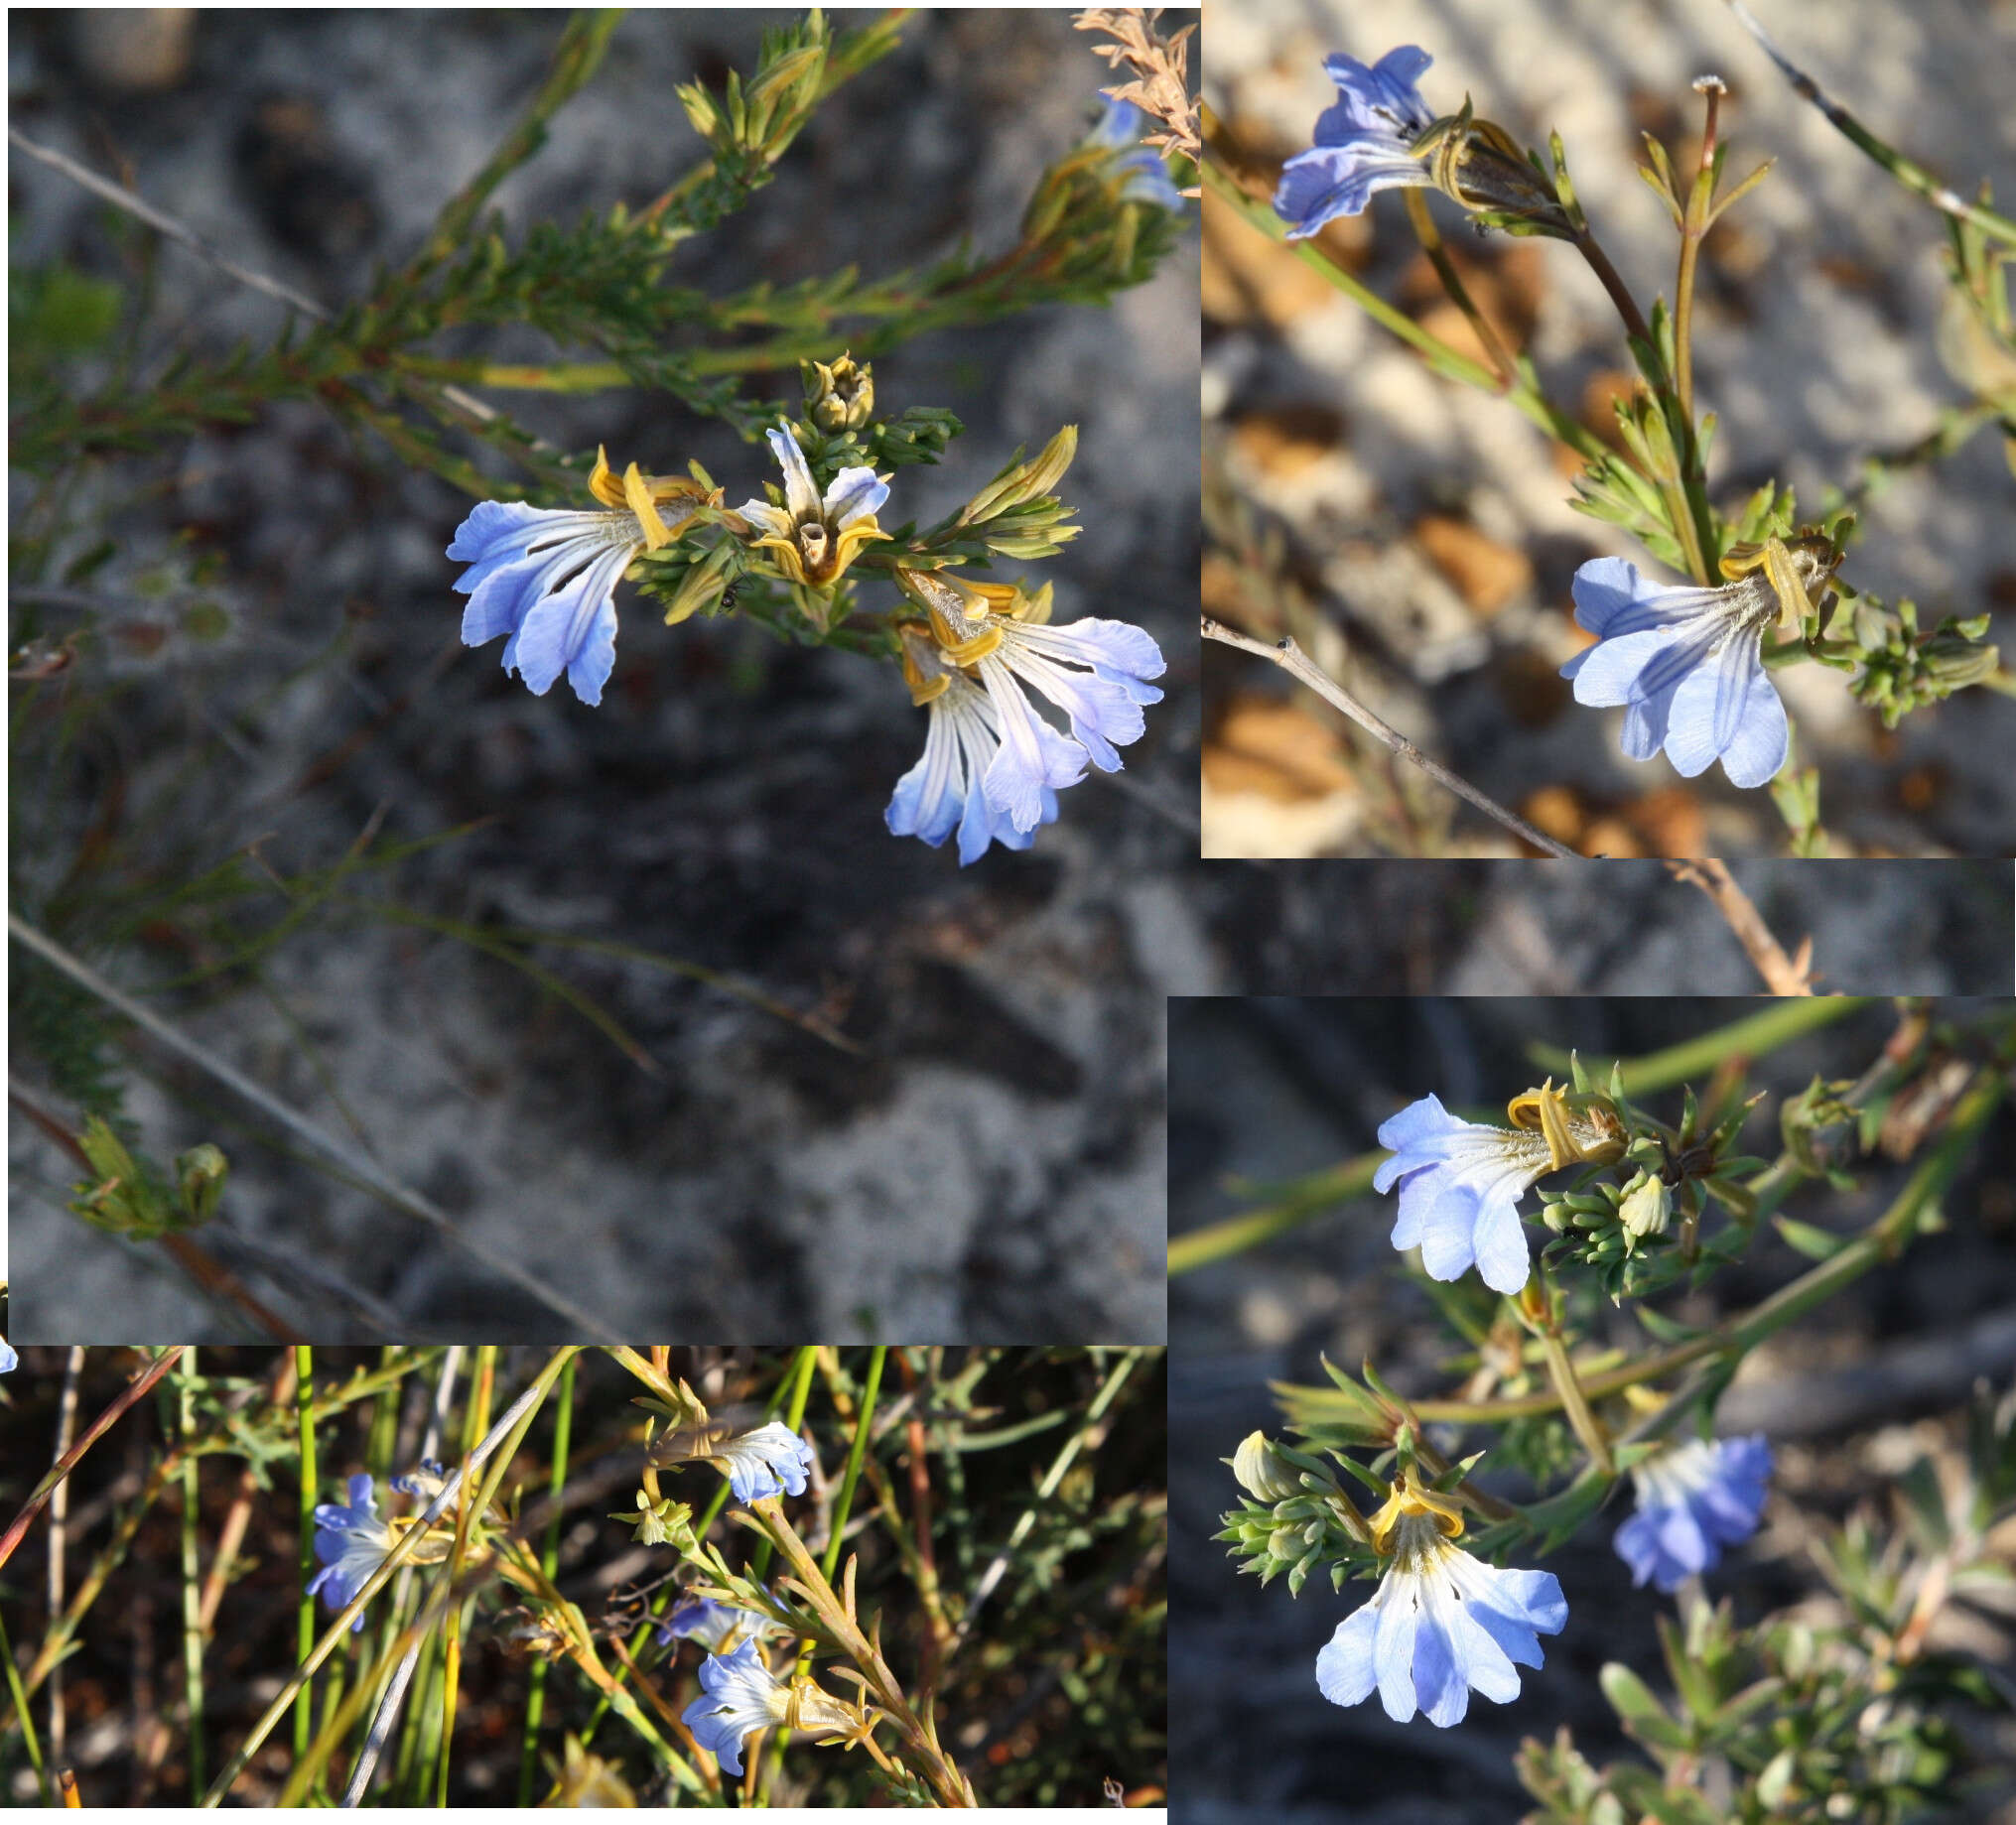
174;1143;228;1226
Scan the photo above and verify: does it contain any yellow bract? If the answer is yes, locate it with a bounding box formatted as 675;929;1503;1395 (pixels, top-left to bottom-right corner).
586;446;708;550
1367;1465;1465;1555
1506;1080;1624;1174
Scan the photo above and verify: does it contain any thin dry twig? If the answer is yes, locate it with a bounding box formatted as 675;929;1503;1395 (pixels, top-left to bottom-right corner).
7;124;526;439
1664;858;1815;994
1074;8;1199;190
1201;614;1580;858
8;914;609;1338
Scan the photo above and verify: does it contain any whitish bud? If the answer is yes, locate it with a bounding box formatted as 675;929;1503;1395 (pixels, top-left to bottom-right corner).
1229;1431;1303;1504
1619;1173;1673;1239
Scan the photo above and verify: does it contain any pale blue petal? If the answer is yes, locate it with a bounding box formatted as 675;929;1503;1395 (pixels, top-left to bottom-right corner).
1443;1592;1521;1704
1469;1192;1532;1294
824;464;888;527
1374;1094;1461;1188
1664;636;1763;780
1411;1604;1468;1727
766;425;822;522
1413;1182;1481;1281
1566;626;1688;707
1372;1586;1419;1722
1315;1605;1379;1708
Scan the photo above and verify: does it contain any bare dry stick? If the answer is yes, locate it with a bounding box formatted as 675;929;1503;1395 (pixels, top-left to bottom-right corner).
8;914;609;1337
8;126;526;440
1201;615;1579;858
1665;858;1814;995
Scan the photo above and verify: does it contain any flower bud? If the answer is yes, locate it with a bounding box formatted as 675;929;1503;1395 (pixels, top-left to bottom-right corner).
1229;1431;1303;1504
1619;1172;1673;1240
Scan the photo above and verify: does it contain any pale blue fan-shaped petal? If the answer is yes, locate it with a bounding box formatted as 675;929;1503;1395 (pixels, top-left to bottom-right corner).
1663;634;1777;782
680;1639;782;1776
1563;557;1789;789
1276;143;1433;238
1375;1093;1463;1190
1016;617;1168;682
1440;1585;1521;1704
714;1423;815;1504
1372;1581;1421;1722
978;656;1091;830
1413;1182;1483;1281
736;497;796;539
1410;1599;1467;1727
0;1340;16;1374
1468;1192;1533;1294
1315;1604;1380;1708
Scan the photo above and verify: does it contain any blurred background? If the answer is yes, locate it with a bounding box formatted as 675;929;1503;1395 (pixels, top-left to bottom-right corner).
1203;0;2016;858
8;9;1198;1343
1170;996;2016;1822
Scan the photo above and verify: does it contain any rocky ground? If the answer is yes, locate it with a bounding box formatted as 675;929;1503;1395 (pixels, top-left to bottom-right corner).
9;9;1199;1343
1203;0;2016;857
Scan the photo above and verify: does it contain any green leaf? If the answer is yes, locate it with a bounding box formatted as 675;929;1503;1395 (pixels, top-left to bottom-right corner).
1774;1215;1849;1261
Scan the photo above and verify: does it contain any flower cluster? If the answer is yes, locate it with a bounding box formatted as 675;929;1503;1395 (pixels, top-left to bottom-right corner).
306;1472;399;1630
1316;1467;1566;1729
680;1637;862;1778
1614;1433;1773;1592
1375;1085;1623;1295
447;366;1165;865
1275;47;1437;238
1562;556;1798;789
887;566;1165;861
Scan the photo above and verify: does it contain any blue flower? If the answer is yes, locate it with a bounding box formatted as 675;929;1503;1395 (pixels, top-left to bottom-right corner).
1560;557;1791;789
1376;1089;1619;1296
655;1590;775;1654
306;1472;397;1630
1317;1469;1566;1728
897;570;1164;838
1275;47;1437;238
1084;96;1185;211
735;425;888;589
886;640;1056;863
710;1421;816;1505
450;447;706;708
681;1638;791;1776
0;1340;16;1374
1614;1434;1773;1593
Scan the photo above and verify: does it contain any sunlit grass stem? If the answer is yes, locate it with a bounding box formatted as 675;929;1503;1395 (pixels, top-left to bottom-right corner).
292;1346;317;1774
517;1354;577;1805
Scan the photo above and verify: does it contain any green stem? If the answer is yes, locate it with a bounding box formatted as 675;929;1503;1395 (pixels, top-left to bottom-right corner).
1168;1154;1385;1277
293;1357;318;1775
1527;996;1874;1097
1404;187;1517;386
517;1355;576;1806
758;1346;887;1804
1283;1063;2002;1427
0;1606;54;1806
1536;1308;1614;1478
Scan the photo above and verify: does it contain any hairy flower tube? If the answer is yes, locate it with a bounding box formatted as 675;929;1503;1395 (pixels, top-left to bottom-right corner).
1561;556;1799;789
1317;1468;1566;1728
1376;1086;1623;1294
306;1472;398;1630
450;447;708;707
681;1638;859;1777
656;1589;777;1653
735;424;889;589
893;566;1165;839
885;628;1054;862
1085;95;1186;211
1275;47;1436;237
1614;1434;1773;1593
